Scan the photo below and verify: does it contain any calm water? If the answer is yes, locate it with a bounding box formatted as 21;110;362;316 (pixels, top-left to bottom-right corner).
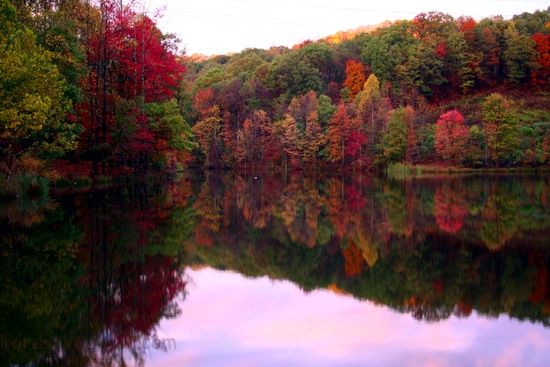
1;172;550;366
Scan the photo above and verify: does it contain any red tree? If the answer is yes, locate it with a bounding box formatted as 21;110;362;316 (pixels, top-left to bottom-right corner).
343;60;366;100
531;33;550;86
435;110;469;165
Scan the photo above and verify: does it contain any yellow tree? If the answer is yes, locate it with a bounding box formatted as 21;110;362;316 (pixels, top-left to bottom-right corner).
302;111;325;167
356;73;382;157
192;105;223;166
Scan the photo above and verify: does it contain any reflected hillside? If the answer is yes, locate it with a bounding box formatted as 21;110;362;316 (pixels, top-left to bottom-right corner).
186;172;550;325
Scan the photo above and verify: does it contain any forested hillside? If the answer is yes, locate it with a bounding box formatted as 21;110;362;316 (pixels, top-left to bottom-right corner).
185;8;550;170
1;0;550;192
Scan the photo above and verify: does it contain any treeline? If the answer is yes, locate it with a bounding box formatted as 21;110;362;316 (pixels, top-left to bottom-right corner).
2;1;550;185
185;8;550;169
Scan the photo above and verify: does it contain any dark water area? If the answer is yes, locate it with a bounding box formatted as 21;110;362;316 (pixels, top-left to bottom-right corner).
1;172;550;366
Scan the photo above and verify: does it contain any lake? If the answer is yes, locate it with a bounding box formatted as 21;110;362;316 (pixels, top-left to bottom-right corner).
1;172;550;366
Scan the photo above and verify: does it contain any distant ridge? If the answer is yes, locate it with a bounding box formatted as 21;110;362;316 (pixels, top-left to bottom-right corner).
321;20;393;44
191;20;393;59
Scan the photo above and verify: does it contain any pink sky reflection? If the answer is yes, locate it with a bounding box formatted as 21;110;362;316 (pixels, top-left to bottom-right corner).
146;267;550;367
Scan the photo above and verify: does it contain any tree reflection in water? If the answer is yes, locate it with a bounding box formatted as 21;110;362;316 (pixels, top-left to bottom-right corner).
0;180;191;366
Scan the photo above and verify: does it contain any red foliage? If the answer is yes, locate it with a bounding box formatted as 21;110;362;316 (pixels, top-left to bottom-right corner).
434;110;469;164
292;39;314;50
194;89;217;118
459;17;477;44
344;183;366;212
531;33;550;86
342;241;364;277
435;43;446;58
434;186;468;234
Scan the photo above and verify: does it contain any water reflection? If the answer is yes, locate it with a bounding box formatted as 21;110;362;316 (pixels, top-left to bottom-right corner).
0;182;189;366
187;172;550;325
0;172;549;366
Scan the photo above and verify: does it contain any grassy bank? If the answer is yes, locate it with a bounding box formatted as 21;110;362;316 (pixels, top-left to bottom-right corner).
386;162;550;179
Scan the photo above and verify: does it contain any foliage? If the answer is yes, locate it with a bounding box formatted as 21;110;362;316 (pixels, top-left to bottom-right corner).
383;107;413;163
482;93;519;166
3;2;550;177
434;110;469;165
0;0;80;178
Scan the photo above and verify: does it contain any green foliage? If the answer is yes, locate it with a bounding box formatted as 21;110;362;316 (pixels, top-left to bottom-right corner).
267;53;323;102
504;24;539;86
194;66;226;90
146;99;198;153
0;0;80;172
383;107;409;163
482;93;519;166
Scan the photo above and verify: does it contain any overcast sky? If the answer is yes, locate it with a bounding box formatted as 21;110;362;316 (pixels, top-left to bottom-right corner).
143;0;549;56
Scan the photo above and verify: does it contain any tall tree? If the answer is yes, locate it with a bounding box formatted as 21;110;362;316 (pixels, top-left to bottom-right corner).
530;33;550;85
302;111;325;167
326;103;350;165
356;74;382;157
383;107;413;163
193;105;223;167
482;93;519;166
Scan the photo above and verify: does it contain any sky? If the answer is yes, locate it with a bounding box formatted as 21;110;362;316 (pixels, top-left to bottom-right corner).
142;0;550;56
143;267;550;367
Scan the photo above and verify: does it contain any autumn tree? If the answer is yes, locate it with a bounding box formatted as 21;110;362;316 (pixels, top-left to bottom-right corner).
482;93;519;166
288;90;319;131
434;110;469;165
531;33;550;85
276;114;301;169
343;60;366;100
267;52;323;102
356;74;383;157
326;103;350;165
240;109;273;166
193;105;223;167
302;111;325;167
77;0;185;173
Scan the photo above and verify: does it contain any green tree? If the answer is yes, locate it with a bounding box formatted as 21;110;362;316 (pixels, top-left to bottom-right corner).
504;24;539;86
383;107;412;163
268;53;323;102
482;93;519;166
146;99;198;168
0;0;80;178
